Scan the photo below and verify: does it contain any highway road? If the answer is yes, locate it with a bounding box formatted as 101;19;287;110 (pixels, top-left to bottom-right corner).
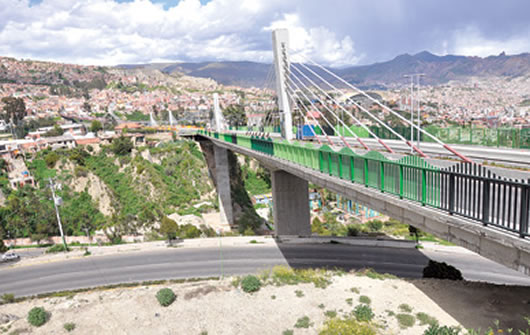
1;243;529;298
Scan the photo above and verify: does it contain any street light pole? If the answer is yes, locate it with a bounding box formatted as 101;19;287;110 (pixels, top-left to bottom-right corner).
49;178;68;251
416;74;425;149
404;75;414;153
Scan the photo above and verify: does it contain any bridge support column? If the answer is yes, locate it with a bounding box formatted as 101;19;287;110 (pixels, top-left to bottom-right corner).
272;170;311;236
214;146;234;226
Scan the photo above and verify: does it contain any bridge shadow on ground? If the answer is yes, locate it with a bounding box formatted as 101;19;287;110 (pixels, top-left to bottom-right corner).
275;242;530;331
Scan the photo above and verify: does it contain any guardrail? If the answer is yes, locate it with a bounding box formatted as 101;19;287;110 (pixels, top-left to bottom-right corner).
197;130;530;238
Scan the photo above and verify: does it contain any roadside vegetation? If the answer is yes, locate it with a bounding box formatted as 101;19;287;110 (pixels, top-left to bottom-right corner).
0;140;215;245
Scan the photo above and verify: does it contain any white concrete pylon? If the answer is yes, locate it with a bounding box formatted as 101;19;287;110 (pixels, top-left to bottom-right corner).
149;112;158;127
272;29;293;141
213;93;223;132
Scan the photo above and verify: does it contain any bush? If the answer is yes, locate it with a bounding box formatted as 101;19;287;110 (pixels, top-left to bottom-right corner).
241;275;261;293
0;239;7;253
111;135;134;156
1;293;15;303
74;165;89;178
46;244;69;253
27;307;48;327
366;220;383;232
423;260;463;280
359;295;371;305
44;151;60;168
347;225;360;236
160;216;178;241
423;325;461;335
64;322;76;332
294;316;312;328
398;303;412;313
396;313;415;329
320;317;376;335
180;224;201;239
353;304;374;322
156;288;176;307
416;312;438;327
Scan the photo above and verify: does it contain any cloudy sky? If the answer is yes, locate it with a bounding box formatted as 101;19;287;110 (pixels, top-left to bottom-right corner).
1;0;529;67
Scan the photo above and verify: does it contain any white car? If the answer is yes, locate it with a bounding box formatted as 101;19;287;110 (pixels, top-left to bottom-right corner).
1;252;20;262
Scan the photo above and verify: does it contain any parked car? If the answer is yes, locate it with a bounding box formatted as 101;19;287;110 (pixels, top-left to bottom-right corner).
1;252;20;262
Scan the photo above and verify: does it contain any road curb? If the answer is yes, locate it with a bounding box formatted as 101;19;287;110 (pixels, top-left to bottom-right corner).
276;236;417;249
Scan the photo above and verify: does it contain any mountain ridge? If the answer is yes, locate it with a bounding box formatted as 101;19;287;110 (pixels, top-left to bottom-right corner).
118;51;530;88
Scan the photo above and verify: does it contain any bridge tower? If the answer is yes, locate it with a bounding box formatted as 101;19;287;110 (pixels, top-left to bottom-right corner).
272;29;293;141
213;93;223;132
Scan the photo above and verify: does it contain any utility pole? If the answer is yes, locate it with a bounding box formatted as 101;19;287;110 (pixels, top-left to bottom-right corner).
416;73;425;148
404;75;414;153
49;178;68;251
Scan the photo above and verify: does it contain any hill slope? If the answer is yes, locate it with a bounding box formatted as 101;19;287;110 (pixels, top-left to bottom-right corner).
120;52;530;88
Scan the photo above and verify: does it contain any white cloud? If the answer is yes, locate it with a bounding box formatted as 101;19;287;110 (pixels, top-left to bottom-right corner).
265;13;363;67
451;26;530;57
0;0;363;67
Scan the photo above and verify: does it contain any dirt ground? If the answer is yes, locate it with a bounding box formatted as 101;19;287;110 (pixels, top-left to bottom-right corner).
1;272;529;335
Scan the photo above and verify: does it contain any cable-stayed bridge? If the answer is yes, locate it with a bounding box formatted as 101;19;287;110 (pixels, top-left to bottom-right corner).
182;29;530;275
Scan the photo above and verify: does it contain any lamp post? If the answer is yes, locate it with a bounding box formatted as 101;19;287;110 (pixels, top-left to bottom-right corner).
416;74;425;149
404;75;414;153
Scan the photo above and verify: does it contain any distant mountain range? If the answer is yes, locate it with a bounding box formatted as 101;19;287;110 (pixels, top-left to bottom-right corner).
119;51;530;88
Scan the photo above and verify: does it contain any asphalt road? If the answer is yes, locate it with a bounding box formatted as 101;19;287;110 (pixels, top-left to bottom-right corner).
1;243;529;298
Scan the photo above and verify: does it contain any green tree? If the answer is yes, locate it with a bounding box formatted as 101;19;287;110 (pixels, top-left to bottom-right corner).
160;216;178;241
43;124;64;137
223;104;247;127
1;97;26;126
111;135;133;155
90;120;102;133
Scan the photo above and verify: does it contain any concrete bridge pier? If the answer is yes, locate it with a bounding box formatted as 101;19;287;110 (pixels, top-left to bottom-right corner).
214;146;234;226
272;170;311;236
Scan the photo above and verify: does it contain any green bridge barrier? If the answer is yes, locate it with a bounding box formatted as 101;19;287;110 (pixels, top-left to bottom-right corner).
196;130;529;238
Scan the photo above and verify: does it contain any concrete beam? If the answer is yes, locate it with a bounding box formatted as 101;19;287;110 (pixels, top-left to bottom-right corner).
272;170;311;236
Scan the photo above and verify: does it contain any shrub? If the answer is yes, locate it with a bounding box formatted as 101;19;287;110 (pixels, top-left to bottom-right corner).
64;322;76;332
366;220;383;232
180;224;201;239
347;225;360;236
294;316;312;329
359;296;371;305
398;303;412;313
320;317;376;335
46;244;69;253
396;313;415;329
156;288;176;307
1;293;15;303
27;307;48;327
416;312;438;327
423;324;461;335
111;135;133;156
44;151;60;168
0;239;8;253
241;275;261;293
242;227;255;236
295;290;304;297
282;330;294;335
353;304;374;322
423;260;463;280
324;310;337;318
160;216;178;241
74;165;89;178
